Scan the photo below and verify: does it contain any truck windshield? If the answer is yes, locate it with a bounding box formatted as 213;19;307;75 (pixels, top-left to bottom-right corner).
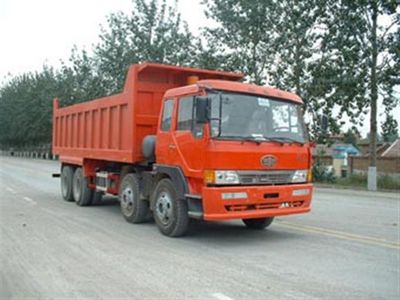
209;92;308;143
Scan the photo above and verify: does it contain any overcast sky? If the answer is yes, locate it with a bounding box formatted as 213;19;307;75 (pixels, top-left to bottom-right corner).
0;0;205;79
0;0;398;137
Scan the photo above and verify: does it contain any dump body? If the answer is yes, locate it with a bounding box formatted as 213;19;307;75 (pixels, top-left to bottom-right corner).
52;63;242;164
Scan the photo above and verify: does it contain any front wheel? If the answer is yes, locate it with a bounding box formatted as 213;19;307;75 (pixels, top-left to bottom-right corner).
242;217;274;230
152;179;189;237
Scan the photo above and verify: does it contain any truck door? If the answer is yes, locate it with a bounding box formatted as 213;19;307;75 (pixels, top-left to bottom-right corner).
156;98;175;164
171;95;206;176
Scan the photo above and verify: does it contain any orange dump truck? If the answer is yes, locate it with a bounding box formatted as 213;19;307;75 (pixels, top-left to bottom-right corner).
52;63;313;237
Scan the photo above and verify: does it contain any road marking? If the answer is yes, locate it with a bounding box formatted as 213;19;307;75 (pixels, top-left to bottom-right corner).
276;221;400;250
6;187;16;194
23;197;37;205
279;221;390;243
212;293;235;300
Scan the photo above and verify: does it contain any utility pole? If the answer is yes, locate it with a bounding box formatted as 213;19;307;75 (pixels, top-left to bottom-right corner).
368;1;378;191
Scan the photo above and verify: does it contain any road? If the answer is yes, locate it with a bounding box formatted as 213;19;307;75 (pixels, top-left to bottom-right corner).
0;156;399;299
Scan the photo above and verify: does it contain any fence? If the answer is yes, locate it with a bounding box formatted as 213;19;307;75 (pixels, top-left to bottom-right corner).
0;144;58;160
349;156;400;175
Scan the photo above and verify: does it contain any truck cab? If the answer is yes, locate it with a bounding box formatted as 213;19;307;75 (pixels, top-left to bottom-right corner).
150;79;312;235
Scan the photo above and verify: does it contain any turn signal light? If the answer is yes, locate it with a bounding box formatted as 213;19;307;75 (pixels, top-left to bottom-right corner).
204;170;215;185
307;169;313;182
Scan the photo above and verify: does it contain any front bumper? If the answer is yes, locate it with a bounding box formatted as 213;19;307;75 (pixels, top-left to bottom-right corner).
202;183;313;221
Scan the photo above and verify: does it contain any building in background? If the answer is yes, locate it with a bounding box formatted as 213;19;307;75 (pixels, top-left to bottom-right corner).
381;139;400;157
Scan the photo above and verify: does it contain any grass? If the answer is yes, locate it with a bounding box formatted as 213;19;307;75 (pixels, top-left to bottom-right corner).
334;173;400;191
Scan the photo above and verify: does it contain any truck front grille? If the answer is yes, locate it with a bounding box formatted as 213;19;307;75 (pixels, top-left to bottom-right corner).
238;170;294;185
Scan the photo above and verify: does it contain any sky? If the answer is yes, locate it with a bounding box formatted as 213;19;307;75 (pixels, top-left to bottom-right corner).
0;0;206;79
0;0;398;137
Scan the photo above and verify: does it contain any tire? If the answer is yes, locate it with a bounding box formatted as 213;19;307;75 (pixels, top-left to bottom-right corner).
72;167;93;206
152;178;189;237
61;165;74;202
242;217;274;230
119;174;149;223
91;191;103;205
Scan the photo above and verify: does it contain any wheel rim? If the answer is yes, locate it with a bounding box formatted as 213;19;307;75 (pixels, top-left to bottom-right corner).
121;187;135;216
73;172;81;201
155;191;173;226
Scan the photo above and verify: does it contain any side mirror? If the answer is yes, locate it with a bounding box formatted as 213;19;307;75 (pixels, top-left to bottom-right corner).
195;96;210;124
321;114;328;132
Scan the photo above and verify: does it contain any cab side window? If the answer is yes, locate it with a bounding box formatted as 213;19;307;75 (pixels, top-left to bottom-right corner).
177;96;203;138
177;97;193;131
161;99;174;131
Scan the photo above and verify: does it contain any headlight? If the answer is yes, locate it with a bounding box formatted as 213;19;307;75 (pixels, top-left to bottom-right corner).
204;170;240;185
291;170;308;183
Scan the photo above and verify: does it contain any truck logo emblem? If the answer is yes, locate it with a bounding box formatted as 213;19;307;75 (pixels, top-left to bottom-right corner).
261;155;277;168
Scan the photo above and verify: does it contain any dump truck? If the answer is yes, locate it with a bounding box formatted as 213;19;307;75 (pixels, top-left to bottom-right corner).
52;62;313;237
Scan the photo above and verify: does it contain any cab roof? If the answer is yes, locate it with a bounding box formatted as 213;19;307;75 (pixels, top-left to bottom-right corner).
164;79;302;104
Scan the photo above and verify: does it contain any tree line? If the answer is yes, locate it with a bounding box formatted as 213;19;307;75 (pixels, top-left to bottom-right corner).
0;0;398;149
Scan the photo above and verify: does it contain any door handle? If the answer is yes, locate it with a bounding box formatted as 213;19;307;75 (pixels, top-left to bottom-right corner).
169;144;176;149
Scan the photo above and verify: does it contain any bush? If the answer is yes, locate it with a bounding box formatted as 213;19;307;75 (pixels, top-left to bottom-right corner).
312;152;337;183
336;173;366;187
336;173;400;191
378;175;400;190
312;164;337;183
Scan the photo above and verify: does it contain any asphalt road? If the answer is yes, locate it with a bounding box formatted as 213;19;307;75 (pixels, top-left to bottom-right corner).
0;156;399;300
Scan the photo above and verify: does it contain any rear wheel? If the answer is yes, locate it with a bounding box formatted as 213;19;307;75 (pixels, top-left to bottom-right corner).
119;174;149;223
153;178;189;237
91;191;103;205
61;166;74;202
72;168;93;206
242;217;274;230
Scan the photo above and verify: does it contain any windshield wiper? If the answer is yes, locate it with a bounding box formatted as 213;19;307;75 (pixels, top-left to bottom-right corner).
241;136;266;145
215;135;262;144
215;135;284;145
267;136;305;145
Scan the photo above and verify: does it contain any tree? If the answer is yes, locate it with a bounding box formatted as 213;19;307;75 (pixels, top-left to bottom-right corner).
268;1;325;103
94;0;195;94
202;0;279;84
192;38;234;71
59;47;109;104
202;0;359;140
381;114;399;142
380;11;400;143
343;128;360;146
0;66;60;147
267;0;336;139
322;0;399;190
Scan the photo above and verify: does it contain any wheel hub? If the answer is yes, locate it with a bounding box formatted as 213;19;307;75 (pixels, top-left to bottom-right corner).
156;191;172;225
121;187;134;214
